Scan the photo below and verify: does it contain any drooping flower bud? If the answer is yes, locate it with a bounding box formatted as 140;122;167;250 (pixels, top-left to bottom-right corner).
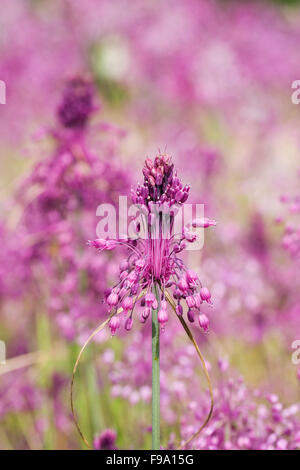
200;287;211;302
145;292;155;306
107;292;119;307
142;307;151;320
122;296;134;311
186;296;196;308
124;316;133;331
187;309;195;323
178;277;188;292
158;307;168;326
109;316;120;335
198;313;209;332
194;293;202;309
176;304;183;316
186;270;198;284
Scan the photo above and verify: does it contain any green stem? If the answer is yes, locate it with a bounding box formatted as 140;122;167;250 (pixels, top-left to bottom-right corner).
152;282;160;450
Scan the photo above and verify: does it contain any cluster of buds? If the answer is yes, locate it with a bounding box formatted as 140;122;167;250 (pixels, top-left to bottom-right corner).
57;77;95;129
172;269;211;331
132;154;190;205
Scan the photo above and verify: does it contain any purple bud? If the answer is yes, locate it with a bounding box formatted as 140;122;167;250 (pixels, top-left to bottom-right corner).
175;190;183;202
173;289;181;300
109;316;120;335
145;158;153;170
125;317;133;331
140;312;147;323
181;192;189;203
187;309;195;323
176;304;183;316
178;277;188;292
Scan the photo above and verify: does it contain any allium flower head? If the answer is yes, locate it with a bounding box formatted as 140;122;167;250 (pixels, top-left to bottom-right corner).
57;77;95;129
94;429;117;450
90;154;215;335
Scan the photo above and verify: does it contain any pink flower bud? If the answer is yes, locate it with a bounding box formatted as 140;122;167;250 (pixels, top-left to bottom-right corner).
122;296;133;311
187;309;195;323
107;292;119;307
200;287;211;302
186;296;195;308
186;270;198;284
176;304;183;316
181;192;189;203
125;317;133;331
145;293;155;306
142;307;151;320
194;293;202;309
109;316;120;335
140;312;146;323
158;308;168;325
178;277;188;292
175;190;184;202
198;313;209;332
145;158;153;170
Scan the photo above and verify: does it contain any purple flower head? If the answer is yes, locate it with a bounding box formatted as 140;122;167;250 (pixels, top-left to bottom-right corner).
57;77;95;129
90;154;215;334
93;429;117;450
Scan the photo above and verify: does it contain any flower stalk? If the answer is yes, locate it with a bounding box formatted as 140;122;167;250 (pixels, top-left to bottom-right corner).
152;282;160;450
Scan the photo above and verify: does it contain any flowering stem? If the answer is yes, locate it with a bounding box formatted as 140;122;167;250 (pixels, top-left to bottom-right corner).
152;282;160;450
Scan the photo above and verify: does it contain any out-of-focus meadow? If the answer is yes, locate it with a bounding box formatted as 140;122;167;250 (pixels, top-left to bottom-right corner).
1;0;300;450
